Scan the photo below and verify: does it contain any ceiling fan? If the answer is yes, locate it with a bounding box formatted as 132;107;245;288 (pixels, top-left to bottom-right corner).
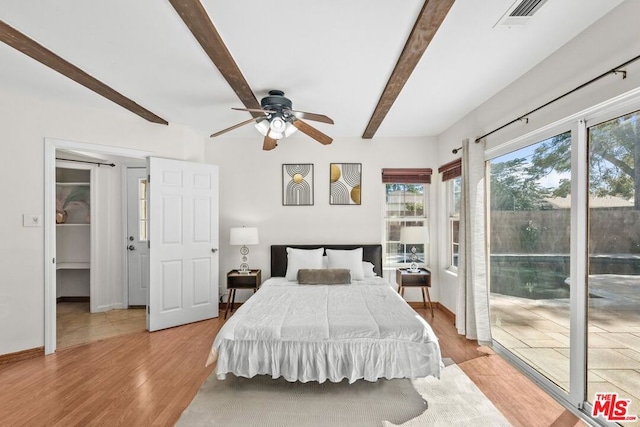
210;90;334;150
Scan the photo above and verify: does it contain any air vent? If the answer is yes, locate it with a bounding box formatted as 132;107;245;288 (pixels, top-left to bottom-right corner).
494;0;549;27
510;0;549;17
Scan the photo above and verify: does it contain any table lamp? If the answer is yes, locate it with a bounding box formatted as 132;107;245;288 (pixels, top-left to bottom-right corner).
400;226;428;272
230;226;259;274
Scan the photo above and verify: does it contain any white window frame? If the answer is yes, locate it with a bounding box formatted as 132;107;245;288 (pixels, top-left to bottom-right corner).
383;183;430;268
448;177;461;271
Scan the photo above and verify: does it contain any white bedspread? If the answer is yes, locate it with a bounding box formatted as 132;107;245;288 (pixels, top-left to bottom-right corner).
208;277;442;383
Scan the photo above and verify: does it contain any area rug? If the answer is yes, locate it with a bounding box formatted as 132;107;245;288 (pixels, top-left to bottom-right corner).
383;364;511;427
177;363;510;427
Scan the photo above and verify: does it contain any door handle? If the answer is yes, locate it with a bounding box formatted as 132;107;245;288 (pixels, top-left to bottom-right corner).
211;248;218;253
128;245;136;251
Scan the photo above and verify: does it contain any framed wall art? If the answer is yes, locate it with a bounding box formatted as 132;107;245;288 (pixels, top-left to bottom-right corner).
330;163;362;205
282;164;314;206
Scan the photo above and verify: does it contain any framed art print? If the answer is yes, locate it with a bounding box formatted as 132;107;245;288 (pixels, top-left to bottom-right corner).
282;164;314;206
330;163;361;205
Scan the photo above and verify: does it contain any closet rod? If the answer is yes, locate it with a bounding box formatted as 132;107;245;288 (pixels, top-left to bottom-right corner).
56;157;115;167
475;53;640;143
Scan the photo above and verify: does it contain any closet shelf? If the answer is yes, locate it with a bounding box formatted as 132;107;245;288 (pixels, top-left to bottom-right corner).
56;262;90;270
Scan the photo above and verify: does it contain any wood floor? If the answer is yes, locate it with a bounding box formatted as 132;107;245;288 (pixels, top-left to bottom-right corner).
0;307;587;426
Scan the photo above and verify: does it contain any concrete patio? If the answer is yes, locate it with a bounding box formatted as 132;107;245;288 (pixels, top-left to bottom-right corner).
490;274;640;425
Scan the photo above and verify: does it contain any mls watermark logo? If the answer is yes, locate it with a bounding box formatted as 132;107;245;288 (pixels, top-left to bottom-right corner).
592;393;637;422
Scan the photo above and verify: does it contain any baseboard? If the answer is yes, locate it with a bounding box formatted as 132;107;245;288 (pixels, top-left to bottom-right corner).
0;347;44;365
437;303;456;323
56;296;90;303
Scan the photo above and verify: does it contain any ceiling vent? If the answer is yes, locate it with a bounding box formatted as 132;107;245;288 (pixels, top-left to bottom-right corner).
494;0;549;27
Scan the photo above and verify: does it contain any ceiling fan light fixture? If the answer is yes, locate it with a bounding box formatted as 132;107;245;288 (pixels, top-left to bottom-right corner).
284;121;298;137
255;116;298;140
254;120;270;135
270;116;286;133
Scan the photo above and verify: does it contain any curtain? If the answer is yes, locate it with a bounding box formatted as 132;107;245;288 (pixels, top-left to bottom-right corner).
456;138;492;343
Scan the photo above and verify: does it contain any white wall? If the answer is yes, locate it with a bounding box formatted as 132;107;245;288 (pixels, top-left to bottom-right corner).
435;0;640;312
0;90;205;356
205;134;438;302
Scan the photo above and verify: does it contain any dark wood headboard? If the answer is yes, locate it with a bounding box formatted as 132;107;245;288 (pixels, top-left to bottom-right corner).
270;244;383;278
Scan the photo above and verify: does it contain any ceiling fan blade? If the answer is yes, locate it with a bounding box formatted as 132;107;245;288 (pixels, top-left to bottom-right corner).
288;110;334;124
210;117;257;138
292;120;333;145
232;107;276;114
263;130;278;151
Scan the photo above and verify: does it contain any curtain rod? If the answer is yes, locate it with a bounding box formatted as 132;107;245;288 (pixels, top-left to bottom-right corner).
475;53;640;143
56;157;116;167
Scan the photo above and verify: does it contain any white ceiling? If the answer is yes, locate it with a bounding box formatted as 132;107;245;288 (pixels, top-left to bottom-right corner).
0;0;625;139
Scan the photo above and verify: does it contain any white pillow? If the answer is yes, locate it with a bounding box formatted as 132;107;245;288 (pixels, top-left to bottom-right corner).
326;248;365;280
285;247;324;281
362;261;376;278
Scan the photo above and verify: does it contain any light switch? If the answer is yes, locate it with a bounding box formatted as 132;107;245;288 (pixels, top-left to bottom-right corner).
23;214;43;227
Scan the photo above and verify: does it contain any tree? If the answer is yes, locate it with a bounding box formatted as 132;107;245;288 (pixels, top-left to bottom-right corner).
531;112;640;209
490;158;550;211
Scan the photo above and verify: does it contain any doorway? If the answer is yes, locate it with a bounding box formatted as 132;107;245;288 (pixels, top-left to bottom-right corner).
53;152;149;350
45;138;153;354
45;138;220;354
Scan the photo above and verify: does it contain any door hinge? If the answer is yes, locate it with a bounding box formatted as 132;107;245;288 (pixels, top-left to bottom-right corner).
52;257;55;264
148;241;150;249
147;305;150;314
147;174;150;183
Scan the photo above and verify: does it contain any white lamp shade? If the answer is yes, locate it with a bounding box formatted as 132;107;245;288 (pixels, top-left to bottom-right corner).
230;227;259;245
255;119;298;140
400;226;429;244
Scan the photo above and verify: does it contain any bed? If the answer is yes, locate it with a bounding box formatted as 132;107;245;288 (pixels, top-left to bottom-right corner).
207;244;442;383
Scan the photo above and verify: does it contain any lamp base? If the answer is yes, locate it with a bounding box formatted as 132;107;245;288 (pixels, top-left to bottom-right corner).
238;262;251;274
407;262;420;273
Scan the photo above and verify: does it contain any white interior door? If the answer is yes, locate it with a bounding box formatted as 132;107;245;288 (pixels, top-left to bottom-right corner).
147;157;219;331
126;167;149;306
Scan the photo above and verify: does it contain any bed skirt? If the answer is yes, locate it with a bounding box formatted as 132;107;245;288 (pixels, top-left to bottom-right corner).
211;338;441;384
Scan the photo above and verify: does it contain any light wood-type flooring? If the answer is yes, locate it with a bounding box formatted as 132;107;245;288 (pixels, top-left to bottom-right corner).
0;306;587;426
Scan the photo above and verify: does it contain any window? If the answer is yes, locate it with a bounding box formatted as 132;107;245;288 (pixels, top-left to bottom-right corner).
384;184;428;266
439;159;462;269
138;178;148;241
381;168;432;268
449;177;461;268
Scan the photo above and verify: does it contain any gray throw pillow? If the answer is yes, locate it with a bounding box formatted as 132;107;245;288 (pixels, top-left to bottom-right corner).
297;269;351;285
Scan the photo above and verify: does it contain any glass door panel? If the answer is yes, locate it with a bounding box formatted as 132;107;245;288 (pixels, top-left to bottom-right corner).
587;110;640;425
489;131;572;393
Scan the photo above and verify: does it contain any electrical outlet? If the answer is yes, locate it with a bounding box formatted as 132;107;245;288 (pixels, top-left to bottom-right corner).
23;214;43;227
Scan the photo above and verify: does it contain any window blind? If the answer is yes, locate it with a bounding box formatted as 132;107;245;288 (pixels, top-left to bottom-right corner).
438;159;461;182
381;168;432;184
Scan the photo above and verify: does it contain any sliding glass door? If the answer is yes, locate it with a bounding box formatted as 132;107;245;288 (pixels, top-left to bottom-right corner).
488;105;640;424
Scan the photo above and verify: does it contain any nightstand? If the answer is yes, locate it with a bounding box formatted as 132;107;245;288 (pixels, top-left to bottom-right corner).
396;268;434;317
225;269;261;319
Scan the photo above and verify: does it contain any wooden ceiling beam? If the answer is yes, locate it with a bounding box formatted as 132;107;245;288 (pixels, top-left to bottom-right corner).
0;20;168;125
168;0;262;115
362;0;455;139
